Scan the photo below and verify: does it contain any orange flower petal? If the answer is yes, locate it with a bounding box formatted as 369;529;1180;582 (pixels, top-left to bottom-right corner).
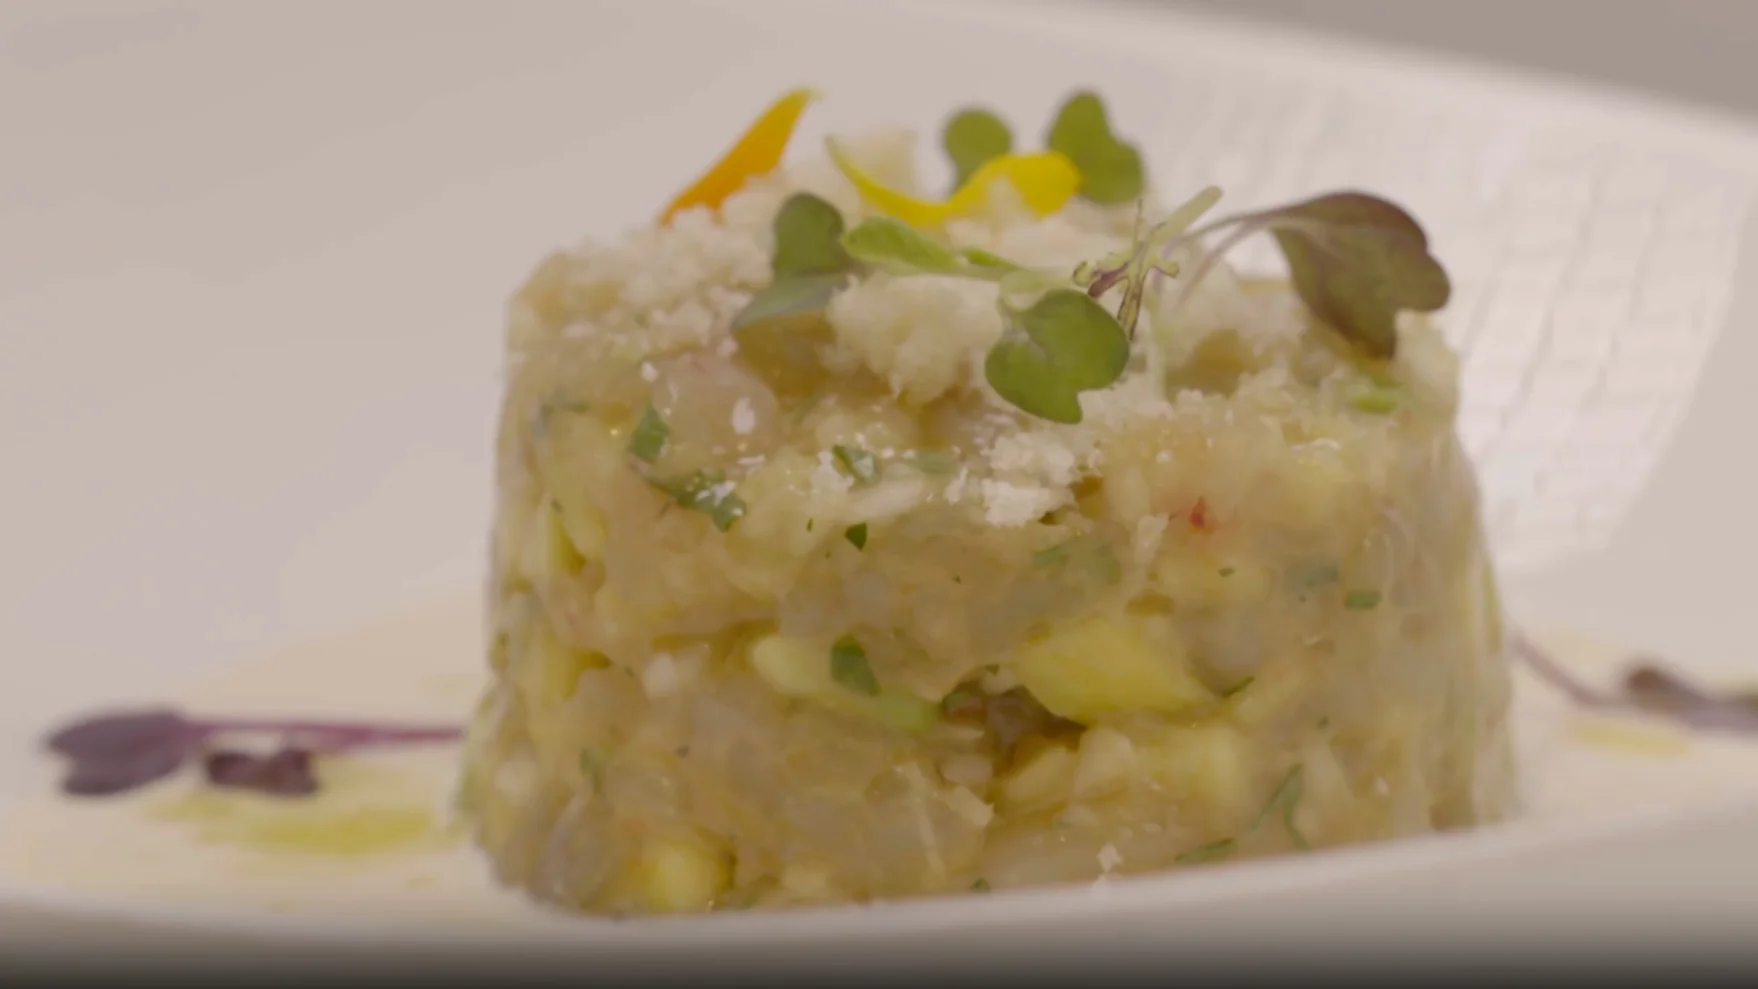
660;87;820;224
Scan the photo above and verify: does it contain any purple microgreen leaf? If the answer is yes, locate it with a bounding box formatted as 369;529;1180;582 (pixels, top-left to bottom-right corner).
1514;633;1758;734
61;745;193;797
1250;192;1451;360
44;708;200;760
41;707;463;799
204;747;319;797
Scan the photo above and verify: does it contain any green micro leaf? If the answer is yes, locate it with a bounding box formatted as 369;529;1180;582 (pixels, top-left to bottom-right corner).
943;107;1014;190
983;288;1129;424
959;246;1023;273
1045;90;1145;205
829;635;880;696
842;216;964;275
771;192;853;277
730;272;852;334
628;406;669;463
732;193;856;335
906;449;959;475
1254;192;1451;360
970;877;992;892
844;523;868;550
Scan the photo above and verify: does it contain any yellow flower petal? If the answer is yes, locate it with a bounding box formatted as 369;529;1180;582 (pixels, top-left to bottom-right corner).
827;137;1079;228
661;87;820;223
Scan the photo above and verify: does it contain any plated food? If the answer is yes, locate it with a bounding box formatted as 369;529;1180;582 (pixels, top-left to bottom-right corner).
456;87;1514;914
32;87;1758;924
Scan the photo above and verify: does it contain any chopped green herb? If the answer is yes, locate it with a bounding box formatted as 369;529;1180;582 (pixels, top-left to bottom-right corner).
829;635;880;696
705;494;747;532
628;407;670;463
536;398;592;435
806;518;815;532
833;444;879;484
1033;542;1072;570
842;216;964;275
1045;91;1145;205
1350;386;1401;415
984;288;1130;424
1257;765;1309;850
970;877;992;892
1222;676;1255;698
1175;838;1236;864
649;470;747;532
578;747;606;783
844;523;868;550
1317;717;1331;730
943;107;1013;190
1218;566;1236;577
907;449;959;475
1344;590;1382;610
1178;764;1309;865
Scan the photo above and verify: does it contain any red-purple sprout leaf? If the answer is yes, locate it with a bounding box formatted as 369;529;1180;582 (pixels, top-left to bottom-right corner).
44;708;200;760
60;744;193;797
1255;192;1451;360
205;747;320;797
41;705;463;799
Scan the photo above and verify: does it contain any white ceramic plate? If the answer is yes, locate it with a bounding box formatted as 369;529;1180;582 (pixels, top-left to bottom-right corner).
5;0;1758;965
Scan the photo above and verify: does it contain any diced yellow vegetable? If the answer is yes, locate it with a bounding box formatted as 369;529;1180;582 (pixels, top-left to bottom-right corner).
513;619;605;708
1012;614;1212;722
1139;722;1251;819
749;633;832;698
517;504;585;582
534;415;617;561
866;691;940;734
661;88;819;223
748;633;938;732
827;137;1079;227
637;831;732;912
1072;726;1138;798
1000;741;1077;810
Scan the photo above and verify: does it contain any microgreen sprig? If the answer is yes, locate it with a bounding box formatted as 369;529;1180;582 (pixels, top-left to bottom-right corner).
735;92;1451;425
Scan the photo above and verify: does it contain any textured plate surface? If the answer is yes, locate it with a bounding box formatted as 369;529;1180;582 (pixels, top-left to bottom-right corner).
3;0;1758;958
